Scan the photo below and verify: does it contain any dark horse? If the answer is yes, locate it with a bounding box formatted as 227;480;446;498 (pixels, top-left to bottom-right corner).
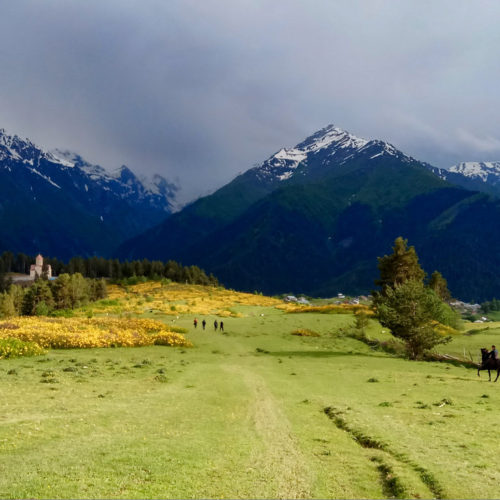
478;348;500;382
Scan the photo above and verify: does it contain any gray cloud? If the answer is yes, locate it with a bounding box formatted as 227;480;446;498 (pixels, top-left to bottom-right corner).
1;0;500;202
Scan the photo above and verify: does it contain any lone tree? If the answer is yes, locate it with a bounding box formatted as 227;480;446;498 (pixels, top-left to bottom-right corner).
375;279;450;359
373;237;454;359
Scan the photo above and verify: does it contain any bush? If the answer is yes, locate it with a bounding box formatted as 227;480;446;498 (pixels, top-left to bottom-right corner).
0;337;46;359
291;328;320;337
35;301;50;316
153;333;193;347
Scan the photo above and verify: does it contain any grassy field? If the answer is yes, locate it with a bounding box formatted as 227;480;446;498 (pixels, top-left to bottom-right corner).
1;284;500;499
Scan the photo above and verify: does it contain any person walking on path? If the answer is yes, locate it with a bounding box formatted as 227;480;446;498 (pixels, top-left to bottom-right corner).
202;319;206;330
193;318;198;329
214;319;218;331
220;321;224;332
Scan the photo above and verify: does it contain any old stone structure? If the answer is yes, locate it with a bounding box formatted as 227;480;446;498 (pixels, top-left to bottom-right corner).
30;254;52;279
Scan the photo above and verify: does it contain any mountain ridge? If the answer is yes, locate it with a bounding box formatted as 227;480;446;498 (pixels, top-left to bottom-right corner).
0;128;179;258
117;124;500;301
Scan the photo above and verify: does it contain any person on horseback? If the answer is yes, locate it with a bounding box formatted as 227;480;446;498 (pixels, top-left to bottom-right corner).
478;347;500;382
490;345;498;360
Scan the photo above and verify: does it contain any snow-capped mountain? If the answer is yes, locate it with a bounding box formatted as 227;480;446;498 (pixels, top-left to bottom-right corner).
252;124;415;183
0;128;179;258
429;160;500;198
121;123;474;296
0;130;178;211
449;161;500;183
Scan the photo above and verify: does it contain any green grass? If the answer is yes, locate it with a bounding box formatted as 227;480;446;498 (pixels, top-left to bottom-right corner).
1;307;499;498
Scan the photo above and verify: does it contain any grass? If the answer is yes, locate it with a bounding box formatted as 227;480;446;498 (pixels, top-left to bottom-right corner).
1;291;500;498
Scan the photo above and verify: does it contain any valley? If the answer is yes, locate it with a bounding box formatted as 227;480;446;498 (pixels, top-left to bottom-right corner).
1;282;499;499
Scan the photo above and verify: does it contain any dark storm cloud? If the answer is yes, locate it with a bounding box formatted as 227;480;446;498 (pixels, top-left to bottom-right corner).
1;0;500;202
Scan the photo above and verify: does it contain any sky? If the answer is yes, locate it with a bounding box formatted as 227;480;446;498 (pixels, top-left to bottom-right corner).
1;0;500;203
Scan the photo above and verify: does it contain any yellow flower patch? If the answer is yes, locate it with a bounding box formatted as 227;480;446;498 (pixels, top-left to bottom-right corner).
0;317;191;349
95;282;281;317
277;303;374;315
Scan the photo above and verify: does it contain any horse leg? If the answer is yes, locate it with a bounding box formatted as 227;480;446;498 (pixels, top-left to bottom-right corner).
495;370;500;382
488;369;492;381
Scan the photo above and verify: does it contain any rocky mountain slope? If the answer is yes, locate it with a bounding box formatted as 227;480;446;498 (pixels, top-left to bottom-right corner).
0;128;178;258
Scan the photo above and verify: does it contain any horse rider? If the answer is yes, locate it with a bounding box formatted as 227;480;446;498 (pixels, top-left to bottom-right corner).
490;345;499;360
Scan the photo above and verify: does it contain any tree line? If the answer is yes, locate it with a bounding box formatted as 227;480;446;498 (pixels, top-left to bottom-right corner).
480;298;500;313
0;251;219;290
0;273;107;318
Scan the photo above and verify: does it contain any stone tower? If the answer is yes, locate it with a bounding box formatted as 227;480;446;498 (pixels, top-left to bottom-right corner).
30;254;52;279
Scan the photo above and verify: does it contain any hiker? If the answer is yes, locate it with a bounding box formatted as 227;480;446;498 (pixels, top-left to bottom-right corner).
214;320;218;331
193;318;198;328
220;321;224;332
490;345;498;360
202;319;206;330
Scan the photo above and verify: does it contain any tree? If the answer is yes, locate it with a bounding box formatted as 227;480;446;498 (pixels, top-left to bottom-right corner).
1;251;14;273
0;292;16;318
8;285;25;315
376;279;450;359
68;273;90;308
89;279;107;301
22;280;54;316
0;265;8;293
373;237;455;359
428;271;451;302
51;273;73;309
375;237;426;295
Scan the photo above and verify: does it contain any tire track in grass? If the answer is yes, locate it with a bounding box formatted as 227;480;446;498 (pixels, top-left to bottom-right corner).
324;406;445;499
226;365;311;499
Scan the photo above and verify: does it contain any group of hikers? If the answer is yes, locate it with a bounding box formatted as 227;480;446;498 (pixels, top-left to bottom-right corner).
192;317;224;332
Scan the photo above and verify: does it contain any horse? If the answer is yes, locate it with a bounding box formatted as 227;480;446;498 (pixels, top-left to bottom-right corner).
478;348;500;382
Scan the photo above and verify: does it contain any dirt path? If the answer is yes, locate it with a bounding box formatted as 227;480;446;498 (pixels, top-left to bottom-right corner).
225;364;312;499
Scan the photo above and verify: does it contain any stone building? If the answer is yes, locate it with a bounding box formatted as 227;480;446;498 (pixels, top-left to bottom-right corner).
30;254;52;279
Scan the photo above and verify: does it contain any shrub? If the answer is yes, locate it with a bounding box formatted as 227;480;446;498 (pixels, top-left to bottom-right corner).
0;337;46;359
153;332;193;347
291;328;320;337
35;301;50;316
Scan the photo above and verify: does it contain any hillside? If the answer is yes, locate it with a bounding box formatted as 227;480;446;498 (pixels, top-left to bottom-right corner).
0;129;178;258
118;125;500;301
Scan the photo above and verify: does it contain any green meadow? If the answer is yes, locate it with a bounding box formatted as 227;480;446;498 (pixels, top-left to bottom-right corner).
1;306;499;499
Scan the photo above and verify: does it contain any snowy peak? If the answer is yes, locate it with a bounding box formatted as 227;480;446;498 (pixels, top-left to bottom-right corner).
141;173;179;198
0;128;43;164
295;124;369;153
253;124;412;183
0;126;179;212
112;165;138;183
449;161;500;182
